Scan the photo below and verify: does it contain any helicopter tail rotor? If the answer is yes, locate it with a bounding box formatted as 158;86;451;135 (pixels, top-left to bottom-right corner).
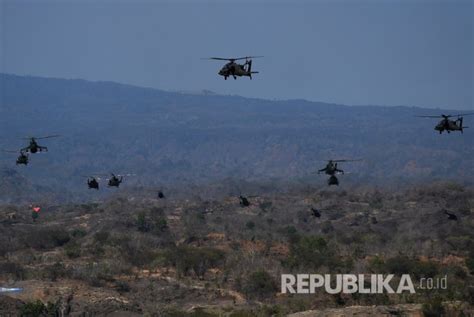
247;59;252;78
458;117;468;133
246;59;259;79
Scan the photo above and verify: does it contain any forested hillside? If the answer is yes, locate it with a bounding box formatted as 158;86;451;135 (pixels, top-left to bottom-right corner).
0;73;472;203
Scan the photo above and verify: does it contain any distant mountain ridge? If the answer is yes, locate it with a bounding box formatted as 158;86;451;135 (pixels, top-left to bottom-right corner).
0;73;473;203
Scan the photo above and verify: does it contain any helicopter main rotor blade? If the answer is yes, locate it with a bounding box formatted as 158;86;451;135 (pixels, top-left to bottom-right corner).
21;135;60;140
103;173;136;177
235;55;264;60
325;159;362;163
203;56;263;61
416;113;474;118
451;113;474;117
36;135;61;140
232;56;264;61
82;176;103;180
203;57;234;61
416;115;453;118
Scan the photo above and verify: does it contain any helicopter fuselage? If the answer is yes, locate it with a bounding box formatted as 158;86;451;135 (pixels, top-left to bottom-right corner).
239;195;250;207
435;118;464;134
108;176;123;187
319;161;343;176
29;141;39;153
219;62;251;79
24;139;48;153
207;56;261;80
87;178;99;190
16;153;28;165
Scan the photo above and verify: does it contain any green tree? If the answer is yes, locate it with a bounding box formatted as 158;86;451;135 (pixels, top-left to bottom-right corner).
136;212;151;232
243;270;277;300
286;236;332;269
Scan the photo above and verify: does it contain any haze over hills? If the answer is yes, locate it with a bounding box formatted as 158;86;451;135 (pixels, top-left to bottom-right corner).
0;73;473;203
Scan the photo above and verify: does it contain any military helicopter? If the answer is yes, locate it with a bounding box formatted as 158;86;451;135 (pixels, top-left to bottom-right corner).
203;56;263;80
239;195;251;207
238;193;259;207
317;159;362;176
108;173;123;188
416;113;474;134
81;175;102;189
310;207;321;218
15;151;29;165
21;135;60;153
106;173;135;188
87;177;100;190
3;150;29;165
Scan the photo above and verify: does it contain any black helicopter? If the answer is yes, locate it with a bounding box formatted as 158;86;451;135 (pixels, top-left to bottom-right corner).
82;176;101;189
239;195;251;207
21;135;60;153
204;56;262;80
310;207;321;218
317;159;361;176
238;194;259;207
108;173;123;188
158;191;165;199
87;177;100;190
16;151;29;166
3;150;29;165
416;113;474;134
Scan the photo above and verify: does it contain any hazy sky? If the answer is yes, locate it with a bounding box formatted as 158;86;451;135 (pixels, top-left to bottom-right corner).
1;0;472;109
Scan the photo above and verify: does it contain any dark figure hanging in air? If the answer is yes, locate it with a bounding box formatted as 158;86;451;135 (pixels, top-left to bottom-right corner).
327;175;339;186
158;191;165;199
